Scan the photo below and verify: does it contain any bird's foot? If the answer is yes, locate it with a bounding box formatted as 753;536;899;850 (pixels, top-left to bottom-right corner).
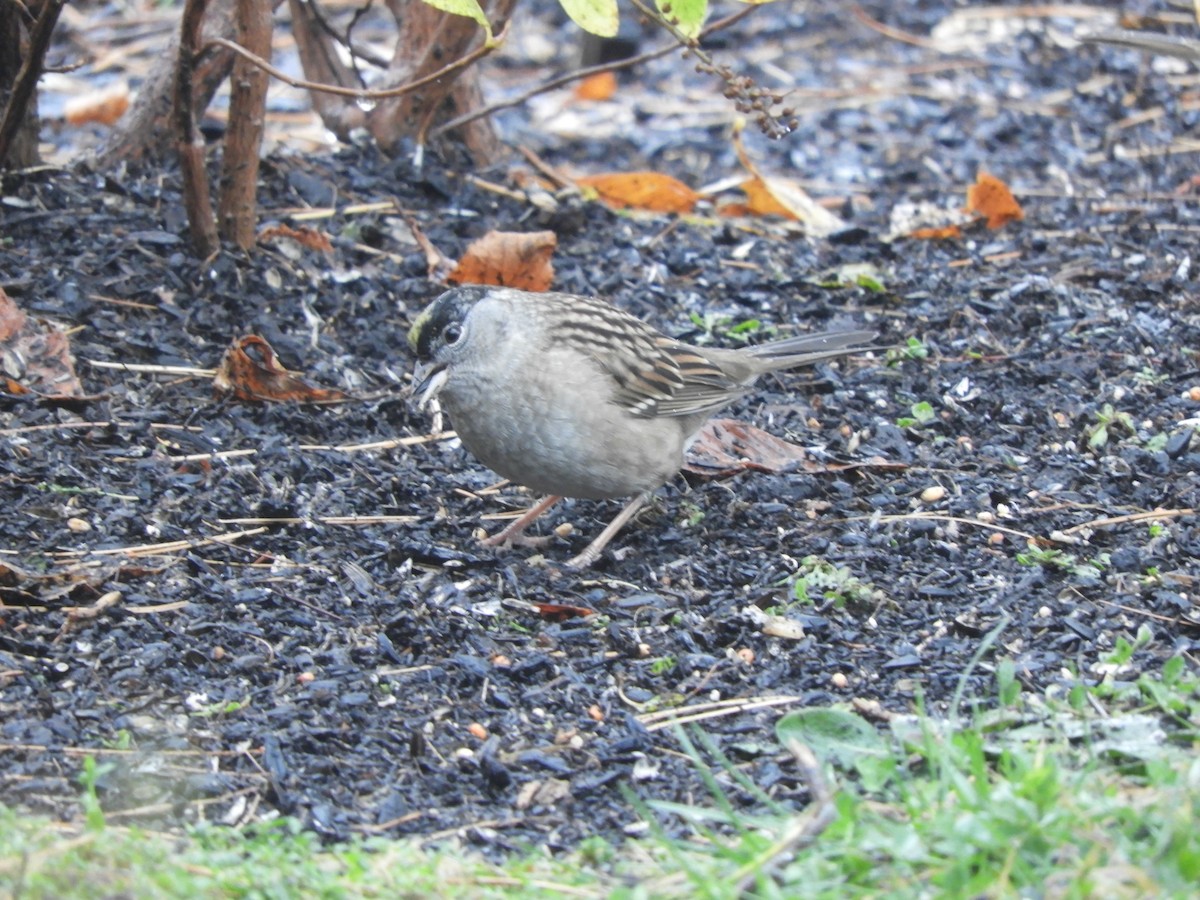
478;495;563;551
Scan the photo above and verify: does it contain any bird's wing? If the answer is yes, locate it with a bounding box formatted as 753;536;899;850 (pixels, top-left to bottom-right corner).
545;295;740;419
617;339;748;418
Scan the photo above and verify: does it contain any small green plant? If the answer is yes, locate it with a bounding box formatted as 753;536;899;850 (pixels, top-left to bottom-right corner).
1087;402;1135;450
650;656;678;676
1143;431;1169;452
887;336;929;364
896;400;937;428
77;755;113;832
679;501;705;528
687;311;774;345
996;657;1022;707
789;556;880;609
1138;655;1200;728
1133;366;1169;386
102;729;133;751
36;482;139;501
1102;624;1154;667
1015;545;1074;569
188;695;252;718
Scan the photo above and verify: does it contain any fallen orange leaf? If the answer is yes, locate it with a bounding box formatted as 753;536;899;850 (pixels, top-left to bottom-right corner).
909;224;963;240
447;230;557;291
576;172;700;214
965;171;1024;229
532;602;595;621
213;335;348;404
575;71;617;101
739;177;798;219
715;202;752;217
729;126;846;235
258;223;334;253
64;83;130;127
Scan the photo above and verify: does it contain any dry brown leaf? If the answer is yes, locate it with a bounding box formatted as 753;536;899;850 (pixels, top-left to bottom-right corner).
762;616;806;640
0;287;84;399
574;71;617;101
731;128;846;236
258;223;334;253
515;778;572;810
965;171;1024;229
63;83;130;126
213;335;348;404
532;601;596;621
909;224;964;240
715;202;752;217
447;230;557;291
684;418;812;476
738;176;801;219
0;558;123;607
575;172;700;214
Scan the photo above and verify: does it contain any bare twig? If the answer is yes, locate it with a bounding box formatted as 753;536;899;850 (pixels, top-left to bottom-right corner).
205;23;506;102
175;0;219;256
430;5;756;140
0;0;66;169
1058;507;1196;535
217;0;272;249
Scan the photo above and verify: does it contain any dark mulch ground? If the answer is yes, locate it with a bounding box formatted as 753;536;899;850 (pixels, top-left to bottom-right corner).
3;1;1199;853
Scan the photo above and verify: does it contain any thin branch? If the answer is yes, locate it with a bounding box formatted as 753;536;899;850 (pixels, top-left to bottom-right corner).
429;4;756;140
0;0;66;169
204;22;506;102
175;0;219;257
217;0;272;250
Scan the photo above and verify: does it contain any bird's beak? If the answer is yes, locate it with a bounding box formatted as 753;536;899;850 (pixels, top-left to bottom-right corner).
412;362;448;410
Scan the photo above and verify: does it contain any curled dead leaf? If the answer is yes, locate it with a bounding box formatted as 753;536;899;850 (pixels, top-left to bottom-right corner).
532;601;595;621
213;335;348;404
731;127;846;236
0;287;84;399
684;418;811;477
258;223;334;254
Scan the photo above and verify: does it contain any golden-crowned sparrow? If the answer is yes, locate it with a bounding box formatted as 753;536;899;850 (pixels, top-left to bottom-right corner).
408;285;874;567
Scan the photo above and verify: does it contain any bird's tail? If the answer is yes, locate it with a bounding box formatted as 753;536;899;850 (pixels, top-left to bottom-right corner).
744;330;879;369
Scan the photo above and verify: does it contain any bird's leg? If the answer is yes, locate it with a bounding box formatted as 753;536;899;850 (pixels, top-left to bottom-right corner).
480;495;562;548
566;491;653;569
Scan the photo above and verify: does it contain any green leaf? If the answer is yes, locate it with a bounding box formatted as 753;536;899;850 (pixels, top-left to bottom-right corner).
729;318;762;334
658;0;707;38
856;272;886;292
420;0;494;41
901;400;936;426
777;707;888;769
560;0;619;37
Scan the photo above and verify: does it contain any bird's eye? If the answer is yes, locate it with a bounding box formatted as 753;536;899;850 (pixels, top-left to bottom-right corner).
442;323;463;345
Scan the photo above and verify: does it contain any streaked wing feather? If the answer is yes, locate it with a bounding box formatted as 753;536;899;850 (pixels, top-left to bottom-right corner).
543;293;872;419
